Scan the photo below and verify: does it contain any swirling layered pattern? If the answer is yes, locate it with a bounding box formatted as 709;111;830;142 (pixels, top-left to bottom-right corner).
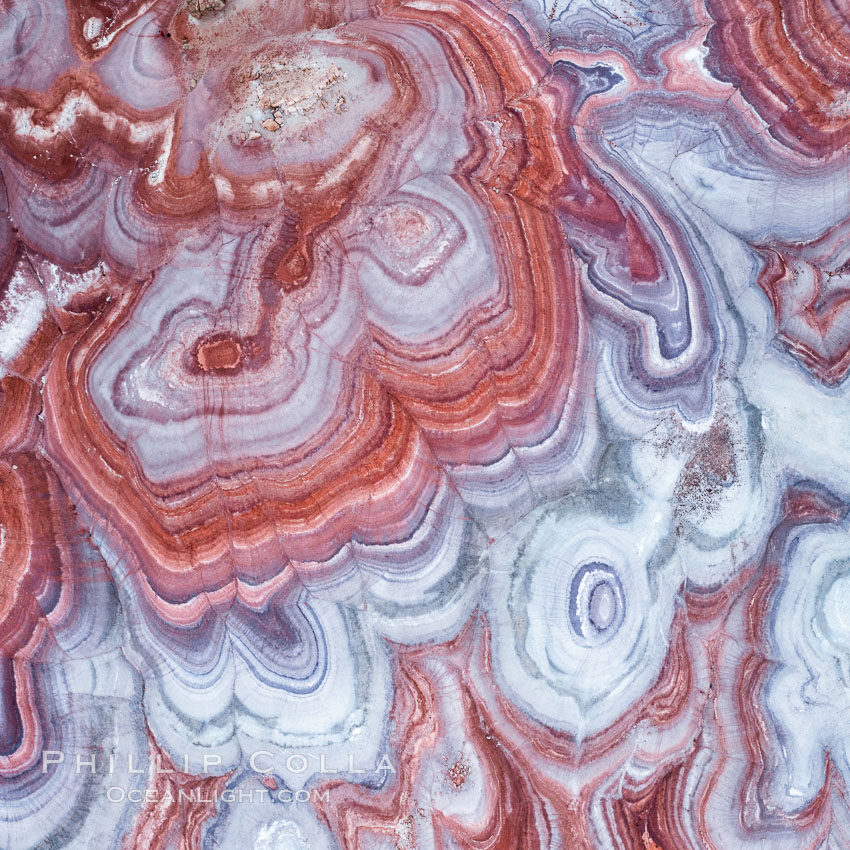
1;0;850;846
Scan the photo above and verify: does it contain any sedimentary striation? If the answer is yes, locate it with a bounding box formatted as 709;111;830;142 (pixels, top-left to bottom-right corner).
1;0;849;846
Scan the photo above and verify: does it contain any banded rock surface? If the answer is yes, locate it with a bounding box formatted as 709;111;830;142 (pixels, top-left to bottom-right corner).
1;0;849;846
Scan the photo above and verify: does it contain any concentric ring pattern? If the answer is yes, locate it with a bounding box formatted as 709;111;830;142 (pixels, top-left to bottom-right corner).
1;0;850;846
